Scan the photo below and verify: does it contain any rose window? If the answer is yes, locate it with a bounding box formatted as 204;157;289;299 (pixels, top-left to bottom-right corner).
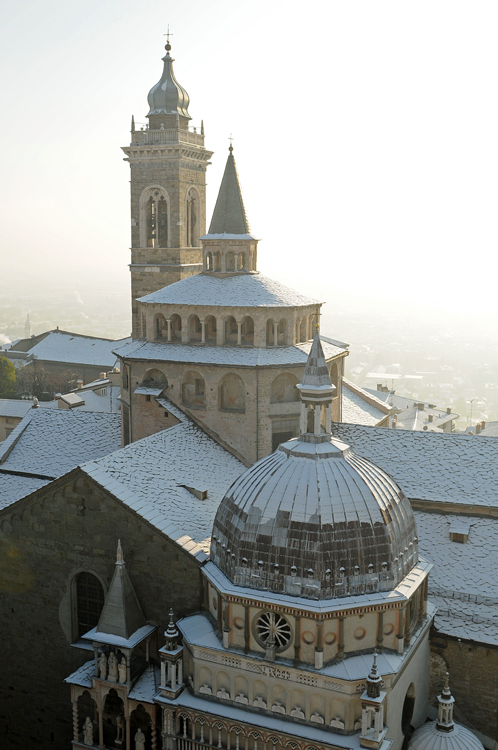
255;611;291;651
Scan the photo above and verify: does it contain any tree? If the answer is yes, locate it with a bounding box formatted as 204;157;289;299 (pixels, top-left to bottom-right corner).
16;363;78;401
0;357;16;398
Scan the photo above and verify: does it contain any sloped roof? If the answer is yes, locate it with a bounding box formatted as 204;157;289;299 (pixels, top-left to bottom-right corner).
138;273;318;308
207;149;250;235
18;330;130;367
416;511;498;646
331;424;498;507
0;408;121;510
114;339;345;368
341;381;389;427
82;400;246;555
41;386;121;414
0;399;34;419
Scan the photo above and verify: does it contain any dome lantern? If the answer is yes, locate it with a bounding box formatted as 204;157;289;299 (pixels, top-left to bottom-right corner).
146;42;191;128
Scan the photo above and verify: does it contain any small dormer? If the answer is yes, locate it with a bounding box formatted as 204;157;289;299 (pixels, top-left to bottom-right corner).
449;521;470;543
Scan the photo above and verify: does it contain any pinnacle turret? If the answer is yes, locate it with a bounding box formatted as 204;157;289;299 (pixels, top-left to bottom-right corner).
147;41;191;123
206;146;251;237
95;541;147;640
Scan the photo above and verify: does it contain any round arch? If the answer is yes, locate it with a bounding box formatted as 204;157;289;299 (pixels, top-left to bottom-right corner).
270;373;299;403
219;373;245;412
139;185;171;248
182;371;206;409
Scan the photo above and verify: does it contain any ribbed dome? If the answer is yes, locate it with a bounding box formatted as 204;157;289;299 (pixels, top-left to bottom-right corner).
211;436;418;600
409;722;484;750
147;47;191;118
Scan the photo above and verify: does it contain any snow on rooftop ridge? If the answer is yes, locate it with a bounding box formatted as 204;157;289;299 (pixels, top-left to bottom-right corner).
331;423;498;507
81;402;245;555
26;330;131;367
0;408;121;482
0;399;34;419
137;273;319;308
113;339;345;368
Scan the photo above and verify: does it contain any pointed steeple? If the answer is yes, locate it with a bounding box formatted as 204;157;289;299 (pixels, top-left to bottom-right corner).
96;541;147;640
297;328;336;439
298;327;335;392
366;651;382;699
207;146;251;236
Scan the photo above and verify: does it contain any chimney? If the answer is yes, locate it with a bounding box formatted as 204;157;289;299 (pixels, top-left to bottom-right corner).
77;379;84;389
428;414;433;422
446;407;451;414
481;421;486;429
476;423;481;434
418;403;424;411
99;372;106;380
377;384;383;391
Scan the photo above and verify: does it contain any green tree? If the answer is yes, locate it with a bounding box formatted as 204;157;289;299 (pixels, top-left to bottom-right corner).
0;357;16;398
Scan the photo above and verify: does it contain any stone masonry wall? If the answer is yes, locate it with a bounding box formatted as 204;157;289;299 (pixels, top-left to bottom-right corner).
0;471;202;749
430;632;498;740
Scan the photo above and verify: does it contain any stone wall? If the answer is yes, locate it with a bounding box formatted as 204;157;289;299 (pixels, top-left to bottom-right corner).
0;471;202;749
430;632;498;740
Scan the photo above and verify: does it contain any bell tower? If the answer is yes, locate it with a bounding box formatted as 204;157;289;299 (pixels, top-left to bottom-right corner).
122;40;213;338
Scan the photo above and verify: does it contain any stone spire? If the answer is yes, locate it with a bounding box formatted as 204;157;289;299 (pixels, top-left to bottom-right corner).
297;328;336;439
95;541;147;640
147;41;191;121
436;673;456;732
366;651;382;699
207;146;251;236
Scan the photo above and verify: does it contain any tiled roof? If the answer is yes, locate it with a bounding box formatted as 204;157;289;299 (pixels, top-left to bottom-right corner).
41;386;121;414
0;399;34;419
82;400;246;556
24;330;130;367
416;511;498;645
341;383;388;427
331;423;498;507
0;408;121;496
128;665;160;702
0;473;49;510
114;339;345;367
138;273;318;308
64;660;94;688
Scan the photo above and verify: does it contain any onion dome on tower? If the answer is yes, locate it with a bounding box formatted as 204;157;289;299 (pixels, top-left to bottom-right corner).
211;329;419;599
147;41;191;121
409;674;484;750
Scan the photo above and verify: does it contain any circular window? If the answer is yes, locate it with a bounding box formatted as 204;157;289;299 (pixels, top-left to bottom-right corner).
383;623;394;636
233;617;244;630
354;627;366;641
254;611;292;652
324;632;336;645
302;630;315;645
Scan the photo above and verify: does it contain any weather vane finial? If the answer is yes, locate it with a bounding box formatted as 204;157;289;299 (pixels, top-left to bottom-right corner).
164;25;173;52
229;133;233;153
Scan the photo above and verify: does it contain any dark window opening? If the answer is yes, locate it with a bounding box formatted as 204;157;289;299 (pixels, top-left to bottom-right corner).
76;572;104;638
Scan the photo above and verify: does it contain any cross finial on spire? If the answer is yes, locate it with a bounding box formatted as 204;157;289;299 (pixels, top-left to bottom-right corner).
229;133;233;154
164;25;173;52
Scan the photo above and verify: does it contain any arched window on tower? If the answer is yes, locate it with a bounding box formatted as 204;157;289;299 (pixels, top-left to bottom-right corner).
144;189;169;248
186;189;197;247
74;572;105;639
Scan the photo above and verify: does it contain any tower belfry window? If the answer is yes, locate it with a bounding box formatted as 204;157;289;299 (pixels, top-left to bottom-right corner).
146;191;168;248
186;190;197;247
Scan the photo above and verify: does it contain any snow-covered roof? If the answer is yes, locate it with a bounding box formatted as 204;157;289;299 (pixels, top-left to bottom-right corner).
341;381;389;427
128;664;160;702
81;400;246;556
0;408;121;509
41;386;121;414
22;330;130;367
65;659;94;688
0;399;34;419
416;511;498;646
138;273;319;308
364;388;459;427
114;339;345;368
331;424;498;508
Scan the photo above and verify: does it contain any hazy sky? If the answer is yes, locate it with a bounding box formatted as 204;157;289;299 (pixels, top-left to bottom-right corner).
1;0;498;328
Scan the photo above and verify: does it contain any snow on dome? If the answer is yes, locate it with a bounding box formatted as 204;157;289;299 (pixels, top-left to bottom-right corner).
211;436;419;600
138;273;319;308
408;722;484;750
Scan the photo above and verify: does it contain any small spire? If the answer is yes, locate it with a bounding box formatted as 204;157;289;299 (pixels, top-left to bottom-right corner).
298;328;334;391
165;608;179;650
201;119;204;136
436;672;455;732
207;145;250;235
229;133;233;154
131;115;135;133
366;650;383;698
116;539;124;564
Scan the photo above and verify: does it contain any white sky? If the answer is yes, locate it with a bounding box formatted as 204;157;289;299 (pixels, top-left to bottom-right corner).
1;0;497;329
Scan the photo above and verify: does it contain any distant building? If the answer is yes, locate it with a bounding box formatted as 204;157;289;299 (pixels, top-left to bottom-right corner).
366;385;459;432
0;398;34;441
